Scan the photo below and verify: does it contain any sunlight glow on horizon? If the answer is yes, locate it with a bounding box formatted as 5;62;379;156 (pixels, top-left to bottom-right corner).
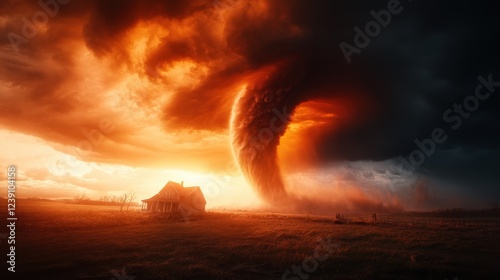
0;128;262;209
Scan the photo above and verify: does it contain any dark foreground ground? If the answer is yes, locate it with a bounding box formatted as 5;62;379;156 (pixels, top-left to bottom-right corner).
1;200;500;280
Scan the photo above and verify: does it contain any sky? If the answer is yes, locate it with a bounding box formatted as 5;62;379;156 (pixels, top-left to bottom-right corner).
0;0;499;213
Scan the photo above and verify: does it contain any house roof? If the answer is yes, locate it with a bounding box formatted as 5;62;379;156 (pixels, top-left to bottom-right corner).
162;181;200;196
141;181;204;203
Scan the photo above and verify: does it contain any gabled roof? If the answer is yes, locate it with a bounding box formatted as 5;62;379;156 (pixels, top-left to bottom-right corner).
142;181;204;203
160;181;202;197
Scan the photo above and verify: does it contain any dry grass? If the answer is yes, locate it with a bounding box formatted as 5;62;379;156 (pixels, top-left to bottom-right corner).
2;200;500;280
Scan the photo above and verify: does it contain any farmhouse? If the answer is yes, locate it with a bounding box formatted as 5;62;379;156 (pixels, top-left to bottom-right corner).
141;181;206;213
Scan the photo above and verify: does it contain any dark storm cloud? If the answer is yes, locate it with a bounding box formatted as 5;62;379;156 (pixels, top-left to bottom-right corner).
273;1;500;184
289;0;500;163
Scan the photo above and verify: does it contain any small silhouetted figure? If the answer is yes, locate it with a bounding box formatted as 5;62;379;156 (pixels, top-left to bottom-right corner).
372;212;377;222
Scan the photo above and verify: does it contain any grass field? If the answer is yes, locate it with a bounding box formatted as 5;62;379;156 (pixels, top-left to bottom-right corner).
2;200;500;280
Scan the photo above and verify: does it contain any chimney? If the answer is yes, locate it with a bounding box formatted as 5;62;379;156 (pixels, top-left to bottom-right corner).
181;181;184;187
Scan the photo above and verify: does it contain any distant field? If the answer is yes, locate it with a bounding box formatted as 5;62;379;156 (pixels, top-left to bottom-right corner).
2;200;500;280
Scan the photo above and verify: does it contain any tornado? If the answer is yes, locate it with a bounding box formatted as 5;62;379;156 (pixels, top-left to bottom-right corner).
229;60;310;205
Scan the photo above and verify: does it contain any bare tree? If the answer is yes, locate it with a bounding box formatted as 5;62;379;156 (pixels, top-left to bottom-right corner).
118;191;137;211
119;192;128;212
74;194;89;203
126;191;137;211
